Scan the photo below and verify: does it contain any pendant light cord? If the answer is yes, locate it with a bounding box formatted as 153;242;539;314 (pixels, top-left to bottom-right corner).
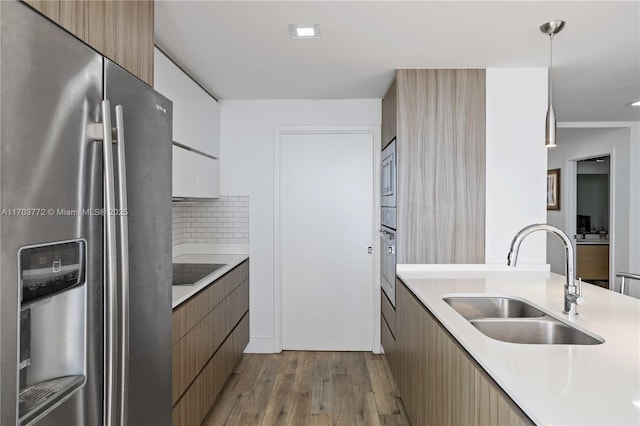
549;34;554;105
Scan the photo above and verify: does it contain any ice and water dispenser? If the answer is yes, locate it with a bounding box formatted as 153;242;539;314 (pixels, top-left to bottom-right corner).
18;240;86;425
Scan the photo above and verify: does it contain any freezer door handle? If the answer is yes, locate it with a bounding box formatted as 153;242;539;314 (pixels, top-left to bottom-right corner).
114;104;130;426
100;100;119;426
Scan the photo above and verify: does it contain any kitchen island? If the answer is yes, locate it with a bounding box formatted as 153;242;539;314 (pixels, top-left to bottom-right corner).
395;265;640;425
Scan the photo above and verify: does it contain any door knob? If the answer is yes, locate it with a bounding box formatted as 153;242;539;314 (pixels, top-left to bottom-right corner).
367;246;373;254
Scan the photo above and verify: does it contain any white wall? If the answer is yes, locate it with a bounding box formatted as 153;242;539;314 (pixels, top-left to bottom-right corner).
221;70;558;352
631;123;640;275
485;68;548;265
220;100;381;352
547;126;637;297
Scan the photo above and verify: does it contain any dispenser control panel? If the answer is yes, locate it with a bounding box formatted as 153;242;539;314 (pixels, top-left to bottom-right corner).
19;241;85;304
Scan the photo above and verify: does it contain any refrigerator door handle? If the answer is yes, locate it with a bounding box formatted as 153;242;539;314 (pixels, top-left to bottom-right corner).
114;105;130;426
100;100;119;426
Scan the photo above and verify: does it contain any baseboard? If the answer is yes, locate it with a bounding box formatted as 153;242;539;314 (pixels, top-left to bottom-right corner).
244;337;277;353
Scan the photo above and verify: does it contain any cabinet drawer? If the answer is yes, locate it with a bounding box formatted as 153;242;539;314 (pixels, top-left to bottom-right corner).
576;245;609;280
381;290;396;337
380;318;396;377
172;260;249;344
172;279;249;403
172;313;249;426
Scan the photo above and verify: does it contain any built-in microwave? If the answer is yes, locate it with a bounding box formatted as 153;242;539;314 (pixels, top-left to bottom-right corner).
381;139;396;208
381;139;396;230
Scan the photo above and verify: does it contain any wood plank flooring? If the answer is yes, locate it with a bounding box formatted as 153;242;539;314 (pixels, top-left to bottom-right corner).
202;351;410;426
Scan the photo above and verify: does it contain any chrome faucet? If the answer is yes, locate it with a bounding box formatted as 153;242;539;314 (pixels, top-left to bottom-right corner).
507;224;585;315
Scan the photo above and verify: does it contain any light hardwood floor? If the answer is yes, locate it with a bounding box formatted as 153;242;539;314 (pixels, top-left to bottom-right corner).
201;351;410;426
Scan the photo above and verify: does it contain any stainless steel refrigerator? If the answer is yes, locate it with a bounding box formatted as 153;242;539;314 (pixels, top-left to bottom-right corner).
0;2;172;425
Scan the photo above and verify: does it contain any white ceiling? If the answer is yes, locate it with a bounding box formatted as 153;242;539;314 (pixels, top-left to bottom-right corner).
155;1;640;122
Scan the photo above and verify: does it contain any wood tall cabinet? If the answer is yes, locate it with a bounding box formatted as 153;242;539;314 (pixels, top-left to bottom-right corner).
171;260;250;426
22;0;154;85
383;69;486;264
394;280;533;426
381;78;397;149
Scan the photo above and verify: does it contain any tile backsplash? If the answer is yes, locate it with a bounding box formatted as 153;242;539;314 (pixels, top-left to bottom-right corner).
172;196;249;247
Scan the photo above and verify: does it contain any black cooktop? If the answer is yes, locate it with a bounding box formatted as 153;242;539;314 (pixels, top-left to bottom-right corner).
172;263;225;285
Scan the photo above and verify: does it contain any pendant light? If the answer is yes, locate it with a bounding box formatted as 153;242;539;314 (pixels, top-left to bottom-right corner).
540;20;565;148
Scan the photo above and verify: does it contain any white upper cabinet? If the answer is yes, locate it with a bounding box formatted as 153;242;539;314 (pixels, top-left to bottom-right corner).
172;145;220;198
196;155;220;198
155;47;221;198
154;47;220;158
172;145;199;198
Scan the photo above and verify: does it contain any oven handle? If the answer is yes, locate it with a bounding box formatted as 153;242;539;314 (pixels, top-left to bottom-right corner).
379;229;396;240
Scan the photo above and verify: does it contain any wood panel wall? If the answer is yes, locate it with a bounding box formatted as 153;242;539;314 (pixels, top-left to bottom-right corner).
23;0;154;85
395;279;532;426
395;69;486;264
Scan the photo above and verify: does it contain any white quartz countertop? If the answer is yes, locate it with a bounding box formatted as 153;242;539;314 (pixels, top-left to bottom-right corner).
171;254;249;309
396;265;640;426
576;240;610;245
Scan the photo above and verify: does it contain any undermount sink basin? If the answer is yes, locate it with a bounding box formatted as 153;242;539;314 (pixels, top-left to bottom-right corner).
444;296;604;345
469;318;604;345
443;296;545;320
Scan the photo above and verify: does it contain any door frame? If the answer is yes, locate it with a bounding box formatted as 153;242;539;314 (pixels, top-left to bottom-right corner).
565;150;616;287
273;125;381;353
558;120;639;290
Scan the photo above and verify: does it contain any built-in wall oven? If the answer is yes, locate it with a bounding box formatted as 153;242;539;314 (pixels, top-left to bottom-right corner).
380;138;397;306
380;228;396;307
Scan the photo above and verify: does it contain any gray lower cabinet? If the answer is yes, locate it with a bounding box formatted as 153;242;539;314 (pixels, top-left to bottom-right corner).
394;278;533;426
171;260;250;426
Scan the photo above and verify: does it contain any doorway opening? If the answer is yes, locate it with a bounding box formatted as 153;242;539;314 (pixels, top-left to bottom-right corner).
575;155;611;289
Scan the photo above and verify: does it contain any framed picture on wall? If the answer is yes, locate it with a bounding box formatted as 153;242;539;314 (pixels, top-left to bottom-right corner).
547;168;561;210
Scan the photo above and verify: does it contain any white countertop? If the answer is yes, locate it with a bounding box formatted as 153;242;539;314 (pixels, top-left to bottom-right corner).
172;254;249;309
576;235;609;245
576;240;610;245
396;264;640;426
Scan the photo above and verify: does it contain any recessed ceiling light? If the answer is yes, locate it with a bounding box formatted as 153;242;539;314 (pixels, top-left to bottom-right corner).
289;24;320;39
632;101;640;106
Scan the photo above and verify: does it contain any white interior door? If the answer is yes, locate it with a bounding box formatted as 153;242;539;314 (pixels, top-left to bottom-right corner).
281;132;374;350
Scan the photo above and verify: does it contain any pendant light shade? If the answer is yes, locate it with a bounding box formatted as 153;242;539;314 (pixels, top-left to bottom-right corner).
540;20;565;148
545;103;557;148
